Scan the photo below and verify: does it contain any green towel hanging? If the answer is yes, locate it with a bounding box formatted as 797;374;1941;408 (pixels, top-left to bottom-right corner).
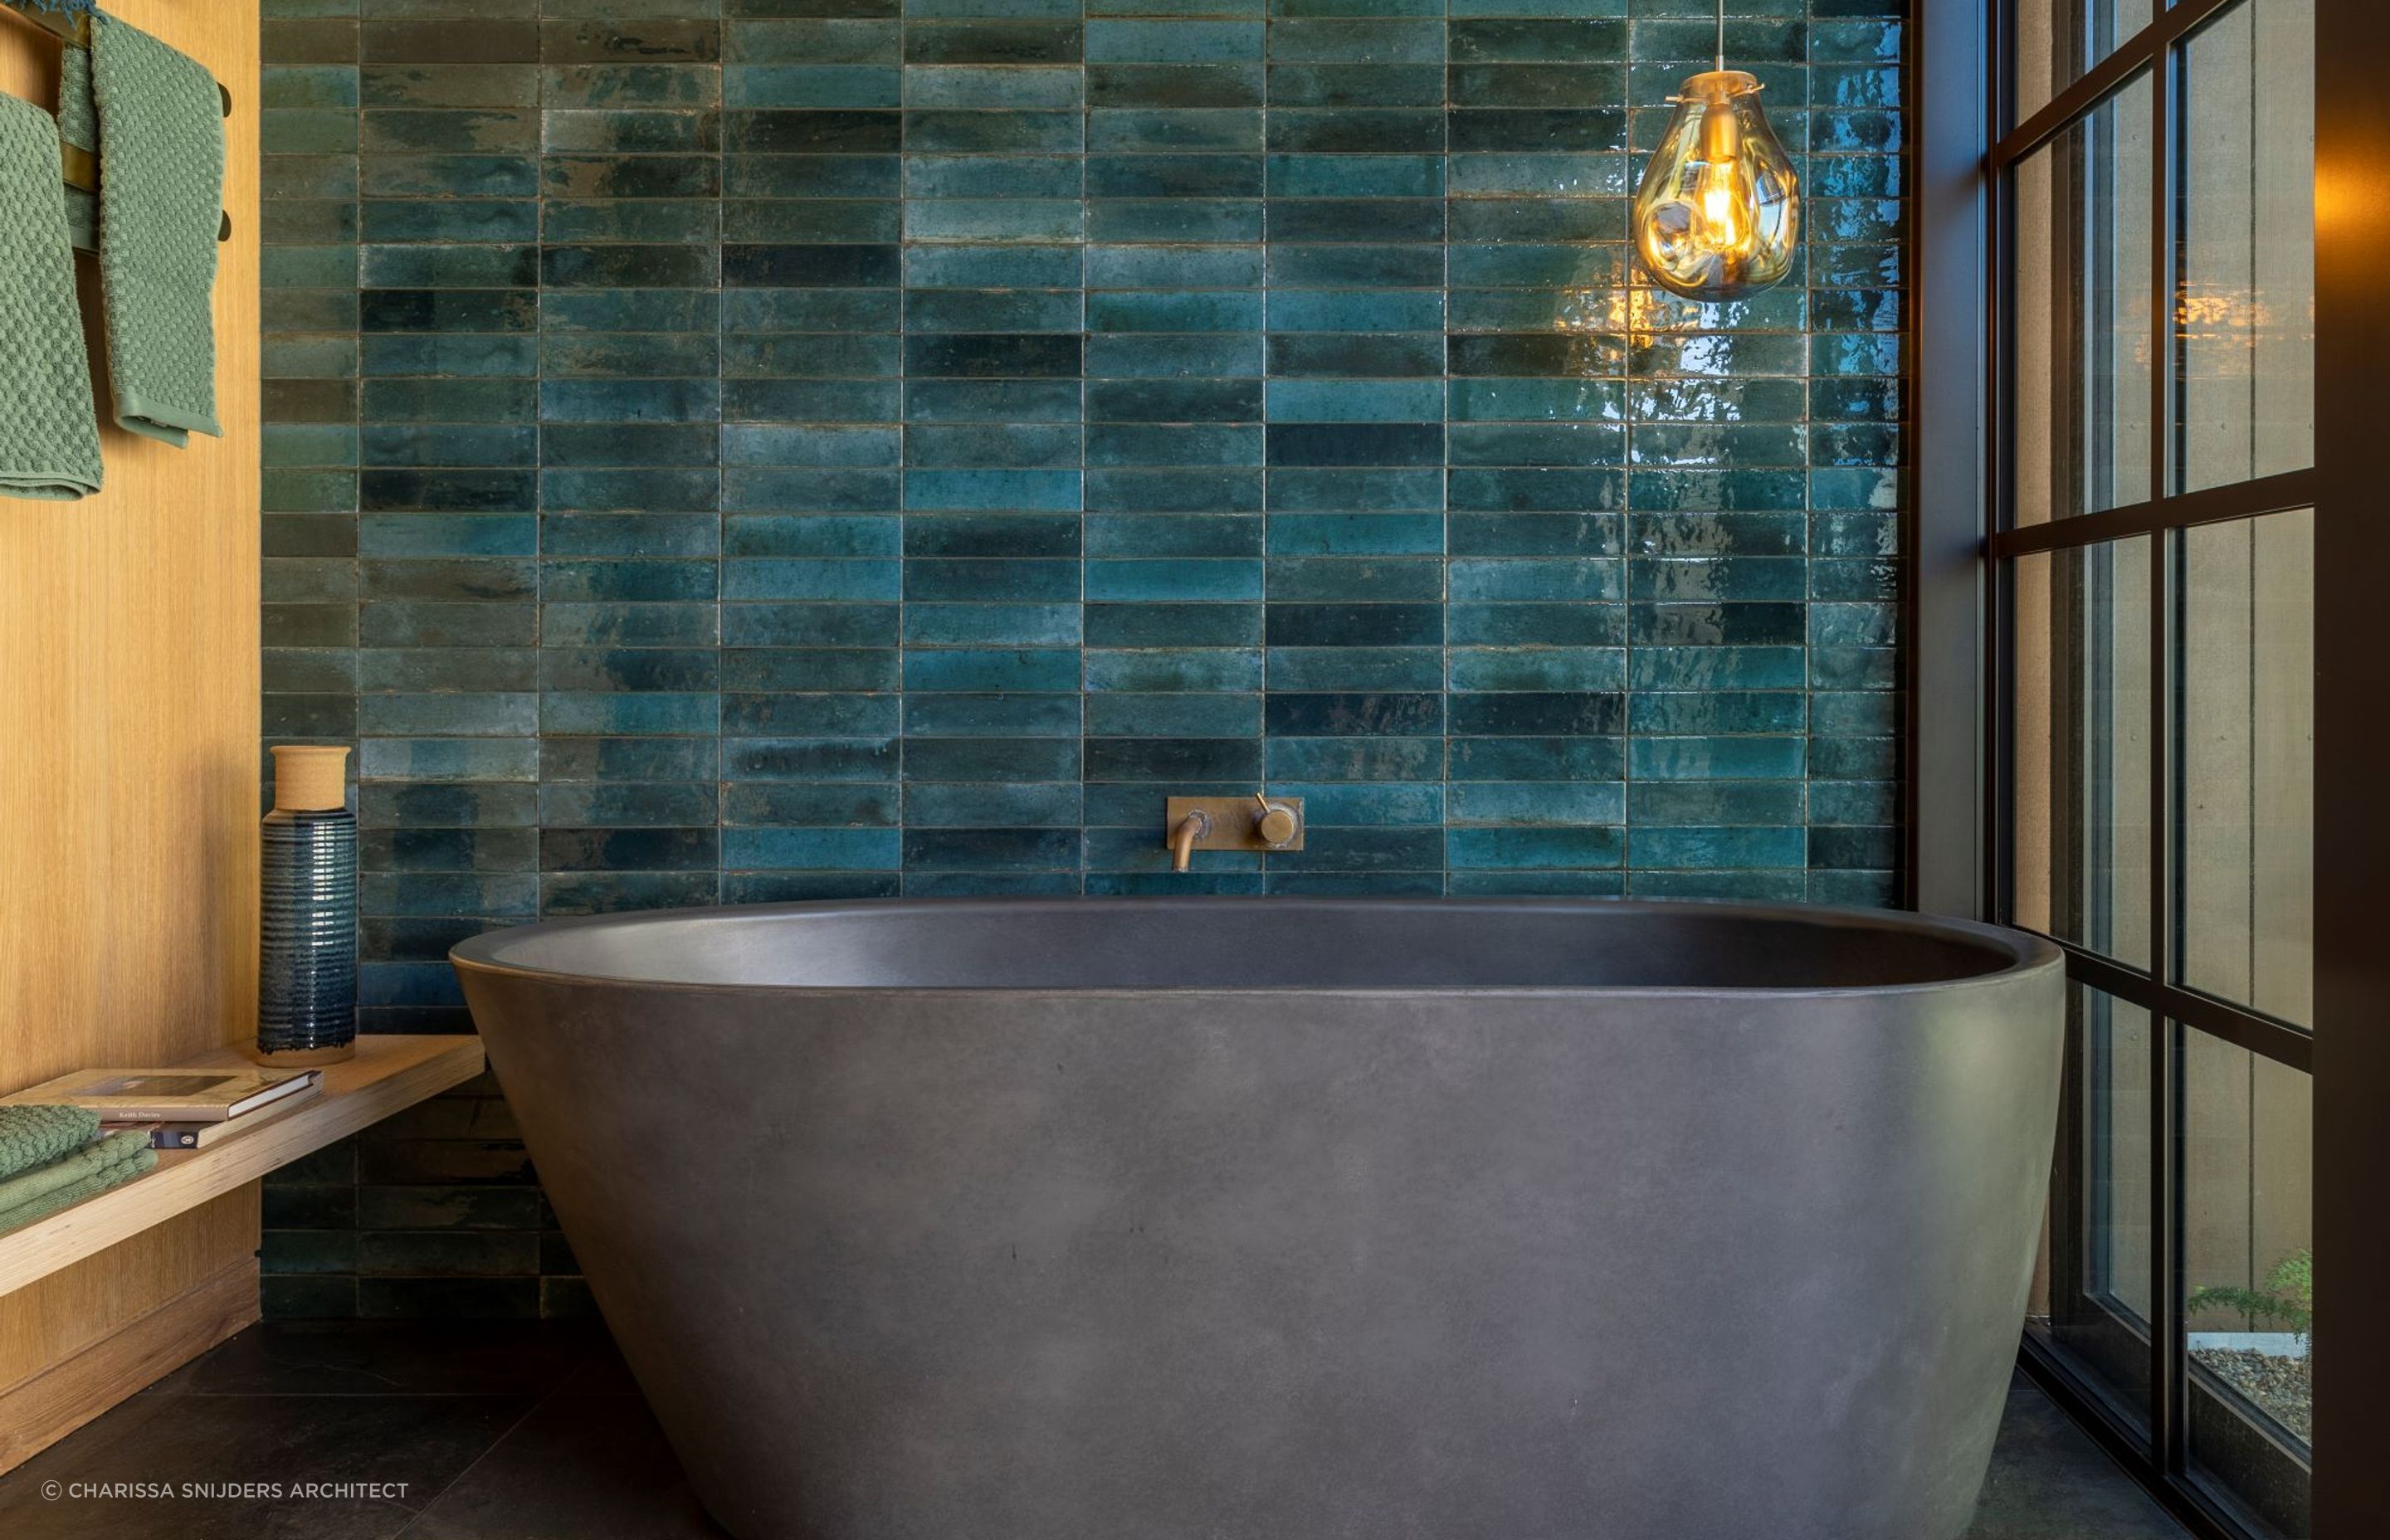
0;92;104;501
57;11;225;446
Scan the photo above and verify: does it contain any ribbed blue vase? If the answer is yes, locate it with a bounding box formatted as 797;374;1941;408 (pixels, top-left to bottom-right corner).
256;744;357;1065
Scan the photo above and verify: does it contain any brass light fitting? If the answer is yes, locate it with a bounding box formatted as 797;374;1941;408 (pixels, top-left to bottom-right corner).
1628;0;1799;300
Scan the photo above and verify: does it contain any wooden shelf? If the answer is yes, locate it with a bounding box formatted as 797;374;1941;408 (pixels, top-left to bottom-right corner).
0;1036;484;1298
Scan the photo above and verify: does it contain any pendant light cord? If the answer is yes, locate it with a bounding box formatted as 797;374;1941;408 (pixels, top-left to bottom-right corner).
1714;0;1725;72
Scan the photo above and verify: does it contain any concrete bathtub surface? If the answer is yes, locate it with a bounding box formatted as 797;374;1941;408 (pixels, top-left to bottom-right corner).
451;898;2066;1540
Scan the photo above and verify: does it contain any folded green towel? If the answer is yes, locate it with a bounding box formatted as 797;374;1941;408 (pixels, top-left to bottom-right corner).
0;1128;154;1223
63;186;98;252
0;1134;155;1235
58;13;224;446
0;93;104;501
0;1104;103;1181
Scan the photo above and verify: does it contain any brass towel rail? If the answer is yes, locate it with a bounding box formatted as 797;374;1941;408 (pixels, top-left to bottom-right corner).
2;0;81;44
1;0;233;244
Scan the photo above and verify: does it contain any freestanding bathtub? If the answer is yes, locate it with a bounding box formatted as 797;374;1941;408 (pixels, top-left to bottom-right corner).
451;898;2063;1540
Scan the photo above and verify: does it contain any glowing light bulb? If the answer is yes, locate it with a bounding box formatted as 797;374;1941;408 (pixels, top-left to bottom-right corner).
1698;166;1745;249
1632;70;1799;301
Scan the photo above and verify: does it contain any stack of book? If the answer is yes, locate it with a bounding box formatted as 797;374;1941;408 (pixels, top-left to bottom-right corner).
2;1066;322;1149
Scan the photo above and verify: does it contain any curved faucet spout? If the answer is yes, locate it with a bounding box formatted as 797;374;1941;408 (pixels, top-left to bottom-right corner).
1167;811;1211;873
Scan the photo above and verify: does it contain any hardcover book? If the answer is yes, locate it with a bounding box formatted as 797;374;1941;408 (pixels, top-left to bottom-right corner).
105;1081;323;1148
3;1066;320;1123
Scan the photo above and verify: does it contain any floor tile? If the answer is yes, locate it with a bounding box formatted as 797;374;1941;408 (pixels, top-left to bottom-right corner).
144;1320;611;1398
0;1325;2193;1540
398;1392;726;1539
1968;1382;2192;1539
0;1390;534;1540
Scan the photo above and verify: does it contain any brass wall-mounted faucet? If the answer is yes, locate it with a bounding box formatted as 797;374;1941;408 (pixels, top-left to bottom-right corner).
1166;808;1212;872
1163;793;1305;872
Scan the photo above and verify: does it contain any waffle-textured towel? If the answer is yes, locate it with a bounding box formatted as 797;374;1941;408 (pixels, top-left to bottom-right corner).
56;39;94;157
56;45;100;251
0;1128;155;1234
0;1104;104;1181
0;1156;153;1233
59;12;224;446
0;93;104;500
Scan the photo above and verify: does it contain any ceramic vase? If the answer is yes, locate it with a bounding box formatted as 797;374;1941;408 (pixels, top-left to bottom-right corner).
256;744;357;1065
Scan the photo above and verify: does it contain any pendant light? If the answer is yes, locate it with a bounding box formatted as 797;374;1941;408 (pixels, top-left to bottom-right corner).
1630;0;1800;301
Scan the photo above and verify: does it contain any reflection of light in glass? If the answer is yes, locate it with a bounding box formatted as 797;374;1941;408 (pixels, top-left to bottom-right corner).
2173;281;2312;347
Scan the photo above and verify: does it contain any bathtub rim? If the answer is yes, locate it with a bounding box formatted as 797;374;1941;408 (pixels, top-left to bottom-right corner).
449;895;2062;1001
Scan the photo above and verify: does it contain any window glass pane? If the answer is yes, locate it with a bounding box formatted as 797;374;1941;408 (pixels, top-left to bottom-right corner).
2013;0;2155;129
2178;509;2314;1024
2176;0;2316;491
2030;983;2154;1428
2011;74;2154;525
2184;1031;2311;1536
2013;538;2152;966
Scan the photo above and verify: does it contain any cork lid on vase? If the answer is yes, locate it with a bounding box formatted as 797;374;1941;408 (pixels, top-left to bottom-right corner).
270;744;349;814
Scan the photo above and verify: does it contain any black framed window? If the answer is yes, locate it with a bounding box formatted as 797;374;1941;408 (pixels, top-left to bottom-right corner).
1985;2;2317;1537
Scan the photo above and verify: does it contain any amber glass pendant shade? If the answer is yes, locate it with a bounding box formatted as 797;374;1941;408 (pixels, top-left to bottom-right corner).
1632;69;1800;300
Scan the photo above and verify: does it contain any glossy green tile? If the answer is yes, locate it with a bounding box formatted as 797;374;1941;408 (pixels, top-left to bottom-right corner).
273;0;1902;1306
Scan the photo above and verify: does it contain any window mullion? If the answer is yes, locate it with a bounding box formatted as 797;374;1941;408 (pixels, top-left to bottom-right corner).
2146;33;2186;1480
1996;0;2261;167
1985;468;2321;560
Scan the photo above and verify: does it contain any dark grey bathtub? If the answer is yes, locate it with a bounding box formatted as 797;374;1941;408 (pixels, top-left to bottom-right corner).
451;898;2063;1540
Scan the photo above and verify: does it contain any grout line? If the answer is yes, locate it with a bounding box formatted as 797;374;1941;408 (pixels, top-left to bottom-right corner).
1799;0;1814;903
715;0;729;910
1622;0;1638;898
895;2;910;900
1076;18;1090;898
533;0;549;924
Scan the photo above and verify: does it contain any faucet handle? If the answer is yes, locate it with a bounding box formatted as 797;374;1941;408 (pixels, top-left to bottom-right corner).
1251;792;1300;849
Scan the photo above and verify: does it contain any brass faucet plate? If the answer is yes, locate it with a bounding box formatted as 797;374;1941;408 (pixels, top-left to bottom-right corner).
1166;796;1305;852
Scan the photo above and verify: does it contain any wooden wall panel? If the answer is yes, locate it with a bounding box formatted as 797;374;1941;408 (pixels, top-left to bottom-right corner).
0;0;262;1469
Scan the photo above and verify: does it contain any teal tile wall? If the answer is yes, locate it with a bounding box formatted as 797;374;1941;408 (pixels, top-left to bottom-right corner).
259;0;1906;1316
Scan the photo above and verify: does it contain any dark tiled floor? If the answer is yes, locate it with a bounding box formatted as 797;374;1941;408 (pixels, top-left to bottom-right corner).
0;1323;2188;1539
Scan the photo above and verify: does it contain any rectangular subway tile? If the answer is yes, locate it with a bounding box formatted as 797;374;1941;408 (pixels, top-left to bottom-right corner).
267;0;1901;1316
